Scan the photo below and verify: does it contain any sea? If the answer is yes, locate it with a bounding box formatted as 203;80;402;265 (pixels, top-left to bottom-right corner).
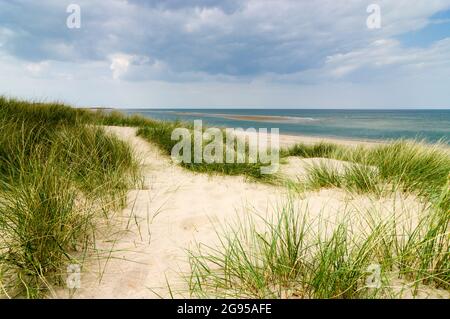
121;109;450;143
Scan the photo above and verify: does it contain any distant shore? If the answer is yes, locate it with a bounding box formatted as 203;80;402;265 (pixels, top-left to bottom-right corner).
119;108;450;144
229;129;380;149
82;106;448;146
79;106;115;112
276;132;381;148
171;111;316;124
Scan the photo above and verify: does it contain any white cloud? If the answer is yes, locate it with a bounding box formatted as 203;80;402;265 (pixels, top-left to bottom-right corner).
323;37;450;80
184;7;229;33
109;53;133;80
0;27;14;48
1;0;450;107
25;61;50;76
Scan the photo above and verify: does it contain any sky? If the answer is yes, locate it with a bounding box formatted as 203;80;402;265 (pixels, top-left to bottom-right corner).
0;0;450;109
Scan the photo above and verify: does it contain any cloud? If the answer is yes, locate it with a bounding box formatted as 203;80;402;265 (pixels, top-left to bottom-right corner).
2;0;449;77
323;37;450;81
0;0;450;107
109;54;132;80
25;61;50;76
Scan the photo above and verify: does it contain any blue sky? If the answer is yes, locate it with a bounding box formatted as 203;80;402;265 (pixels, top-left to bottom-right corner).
398;8;450;47
0;0;450;108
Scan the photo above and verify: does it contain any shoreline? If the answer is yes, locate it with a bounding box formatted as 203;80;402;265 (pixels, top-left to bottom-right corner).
117;111;449;146
275;132;383;148
231;130;382;149
243;131;449;151
170;111;316;124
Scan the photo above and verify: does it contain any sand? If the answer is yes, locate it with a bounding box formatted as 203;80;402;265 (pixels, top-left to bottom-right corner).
58;126;448;299
65;126;287;298
231;129;380;148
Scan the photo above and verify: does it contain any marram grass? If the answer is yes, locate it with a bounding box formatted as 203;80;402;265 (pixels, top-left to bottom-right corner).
66;104;450;196
292;139;450;201
187;195;449;299
2;97;448;299
87;108;449;298
0;97;139;298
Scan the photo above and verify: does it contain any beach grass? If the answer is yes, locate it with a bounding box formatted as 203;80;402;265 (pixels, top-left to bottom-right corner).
94;110;158;127
74;109;277;181
137;121;277;182
2;99;447;299
185;137;449;298
187;193;449;298
69;108;450;298
280;141;341;158
0;97;139;298
95;109;450;197
286;139;450;200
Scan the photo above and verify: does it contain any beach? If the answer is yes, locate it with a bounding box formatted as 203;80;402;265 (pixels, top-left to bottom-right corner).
59;126;448;299
2;98;449;299
2;1;450;305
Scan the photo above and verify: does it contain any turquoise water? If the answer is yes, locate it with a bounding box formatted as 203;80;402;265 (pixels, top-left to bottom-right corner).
122;109;450;143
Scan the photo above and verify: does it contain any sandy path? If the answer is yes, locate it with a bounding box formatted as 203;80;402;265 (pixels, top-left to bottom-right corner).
70;126;290;298
63;126;446;299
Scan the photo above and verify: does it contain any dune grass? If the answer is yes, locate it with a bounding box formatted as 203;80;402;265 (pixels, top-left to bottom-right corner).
187;139;449;298
78;108;277;181
285;139;450;200
365;141;450;197
58;107;449;298
280;141;340;158
95;108;450;196
305;162;383;196
0;97;139;298
137;121;276;182
3;101;445;298
187;191;449;298
93;110;158;127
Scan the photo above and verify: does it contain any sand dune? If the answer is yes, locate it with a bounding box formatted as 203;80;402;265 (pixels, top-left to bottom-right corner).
59;126;447;299
279;157;379;183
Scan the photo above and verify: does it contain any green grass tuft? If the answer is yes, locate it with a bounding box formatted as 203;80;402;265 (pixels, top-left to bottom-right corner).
187;198;449;298
0;97;139;297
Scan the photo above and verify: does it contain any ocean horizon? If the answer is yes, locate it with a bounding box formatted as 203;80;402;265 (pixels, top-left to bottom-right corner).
122;109;450;143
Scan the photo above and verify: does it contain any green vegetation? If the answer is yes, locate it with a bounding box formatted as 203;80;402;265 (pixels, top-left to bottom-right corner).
60;106;450;299
84;108;449;299
280;141;340;158
305;162;383;196
285;140;450;200
93;108;450;199
94;110;157;127
187;192;449;298
1;98;447;299
137;123;275;182
0;97;139;298
77;109;277;181
184;136;449;298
